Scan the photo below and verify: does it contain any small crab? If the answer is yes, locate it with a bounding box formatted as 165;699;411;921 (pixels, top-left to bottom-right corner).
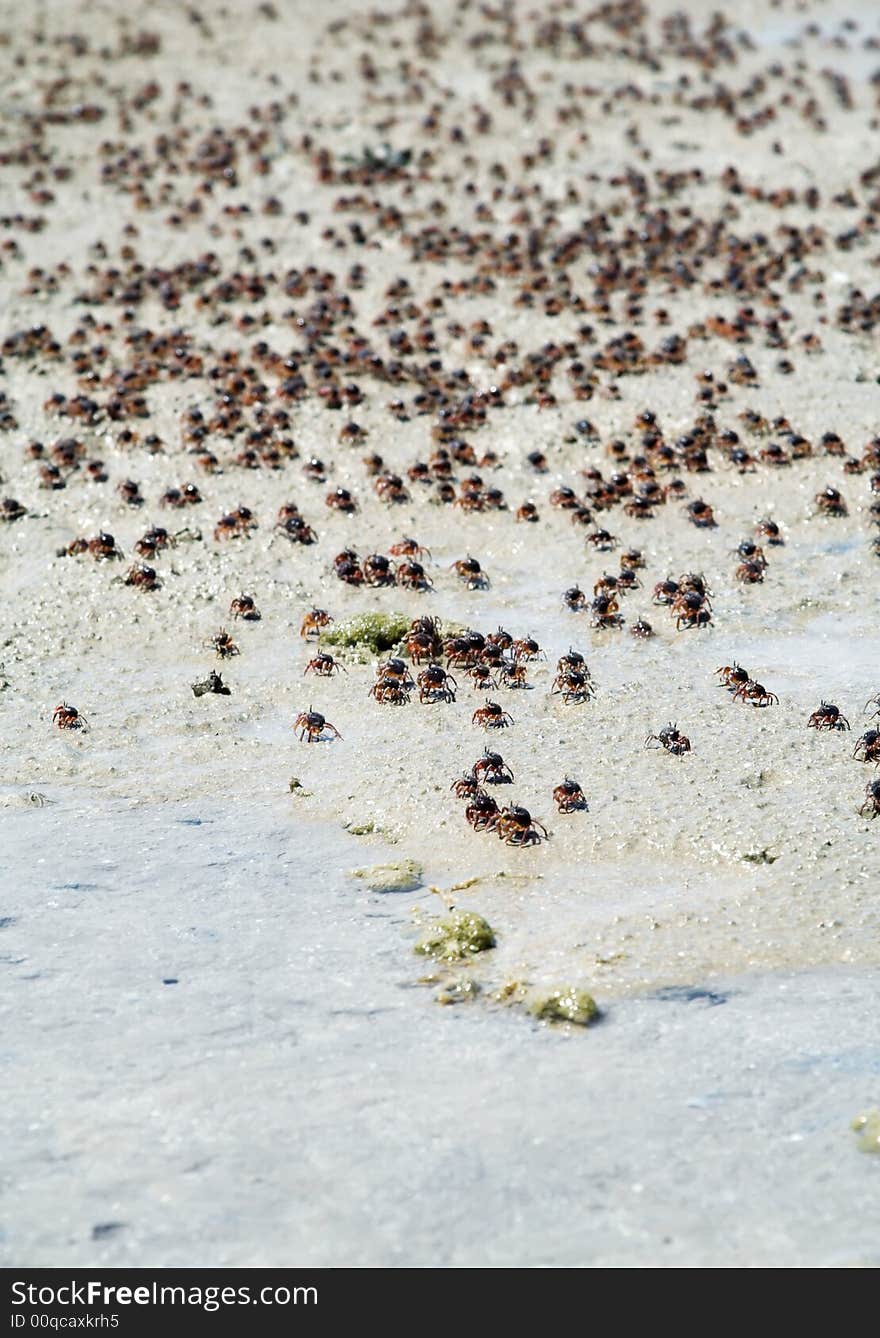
630;617;654;639
214;506;257;540
486;627;514;651
593;573;621;598
728;446;757;473
563;586;587;612
495;805;549;846
326;486;358;512
123;562;160;590
334;551;364;585
277;515;317;544
418;664;457;703
551;669;595;702
53;702;87;730
678;571;713;599
759;443;789;466
498;662;529;689
645;723;691;755
162;483;202;508
510;636;544;662
814;487;847;517
623;495;656;520
653;578;679;605
516;502;539;522
206;628;240;659
376;658;414;689
451;771;482;800
192;670;231;697
135;526;174;559
474;750;514;784
230;594;260;621
859;778;880;818
732;538;767;567
673;591;712;630
468;663;498;690
395;559;433;590
88;532;124;561
452;555;489;589
1;498;27;522
369;678;411;705
736;559;765;584
294;709;342;742
687;499;716;528
58;538;89;558
389;536;431;559
410;615;442;645
553;778;587;813
808;701;850;731
716;662;750;690
556;649;589;677
304;653;346;677
732;680;779;707
363;553;395;587
591;594;623;629
465;792;501;832
406;629;440;663
445;635;478;670
300;608;333;638
473;700;513;729
616;567;641;593
755;517;784;545
853;730;880;765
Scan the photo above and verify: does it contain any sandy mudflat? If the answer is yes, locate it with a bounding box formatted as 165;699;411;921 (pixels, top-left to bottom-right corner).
2;797;879;1267
1;0;879;1265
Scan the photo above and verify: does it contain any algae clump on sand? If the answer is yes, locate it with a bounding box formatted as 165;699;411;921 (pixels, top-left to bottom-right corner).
352;860;423;892
529;987;599;1027
322;612;410;656
415;909;496;962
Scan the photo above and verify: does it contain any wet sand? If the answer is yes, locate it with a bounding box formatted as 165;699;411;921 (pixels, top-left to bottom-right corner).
3;796;879;1267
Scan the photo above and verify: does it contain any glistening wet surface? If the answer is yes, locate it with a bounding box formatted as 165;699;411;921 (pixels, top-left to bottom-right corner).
2;794;878;1267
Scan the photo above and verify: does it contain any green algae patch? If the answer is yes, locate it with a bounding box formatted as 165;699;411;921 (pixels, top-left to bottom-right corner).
415;909;496;962
352;859;423;892
322;612;411;656
529;987;600;1027
851;1110;880;1153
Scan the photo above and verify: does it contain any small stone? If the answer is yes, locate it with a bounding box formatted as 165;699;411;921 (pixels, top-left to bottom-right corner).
851;1110;880;1153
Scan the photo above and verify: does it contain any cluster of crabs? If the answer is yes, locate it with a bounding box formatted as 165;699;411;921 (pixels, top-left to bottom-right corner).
450;750;587;847
562;546;649;635
50;582;880;825
292;609;880;825
301;612;570;705
652;570;714;632
328;540;493;595
330;536;433;591
812;690;880;819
